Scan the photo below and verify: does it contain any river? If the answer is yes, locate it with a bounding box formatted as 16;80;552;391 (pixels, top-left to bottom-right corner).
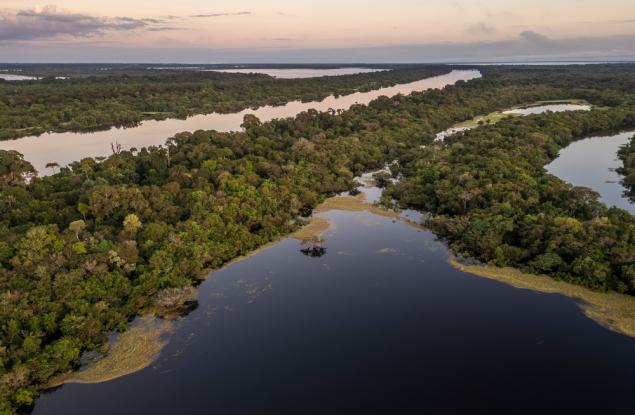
0;70;480;175
33;179;635;414
19;69;635;414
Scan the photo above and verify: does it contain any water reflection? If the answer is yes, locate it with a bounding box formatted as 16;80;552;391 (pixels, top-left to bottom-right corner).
206;67;385;78
546;131;635;214
503;103;591;116
0;73;39;81
0;70;481;174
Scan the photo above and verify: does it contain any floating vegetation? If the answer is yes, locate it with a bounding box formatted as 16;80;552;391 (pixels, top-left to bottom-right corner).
48;317;173;387
234;278;273;303
355;215;383;227
449;257;635;339
377;248;399;255
292;216;332;240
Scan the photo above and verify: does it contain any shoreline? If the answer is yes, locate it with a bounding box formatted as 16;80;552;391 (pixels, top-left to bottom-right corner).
46;177;635;390
448;257;635;339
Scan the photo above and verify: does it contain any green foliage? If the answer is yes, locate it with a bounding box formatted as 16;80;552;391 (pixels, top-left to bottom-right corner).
0;66;447;140
0;150;36;185
1;64;635;413
617;134;635;201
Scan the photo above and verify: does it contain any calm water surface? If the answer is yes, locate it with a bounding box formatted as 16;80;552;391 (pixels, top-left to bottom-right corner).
546;131;635;214
0;70;480;174
0;73;38;81
18;72;635;414
33;204;635;414
207;67;385;78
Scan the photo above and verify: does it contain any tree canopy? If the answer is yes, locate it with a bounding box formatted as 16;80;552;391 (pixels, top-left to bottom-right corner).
2;64;635;413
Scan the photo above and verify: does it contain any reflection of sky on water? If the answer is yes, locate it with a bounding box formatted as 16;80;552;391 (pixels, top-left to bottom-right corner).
0;70;481;174
546;131;634;214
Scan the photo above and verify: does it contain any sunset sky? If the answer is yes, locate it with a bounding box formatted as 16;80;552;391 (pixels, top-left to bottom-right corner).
1;1;635;62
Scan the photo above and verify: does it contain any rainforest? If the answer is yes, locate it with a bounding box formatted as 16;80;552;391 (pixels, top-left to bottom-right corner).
1;64;635;414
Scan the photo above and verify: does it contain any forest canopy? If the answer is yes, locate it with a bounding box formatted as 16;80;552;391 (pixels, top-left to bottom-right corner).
1;64;635;413
618;134;635;201
0;66;447;140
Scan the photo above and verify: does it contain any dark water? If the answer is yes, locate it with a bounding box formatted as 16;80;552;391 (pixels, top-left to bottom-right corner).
33;207;635;414
546;131;635;214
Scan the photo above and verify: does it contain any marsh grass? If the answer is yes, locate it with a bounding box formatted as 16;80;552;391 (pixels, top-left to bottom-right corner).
291;217;332;240
449;257;635;339
48;317;173;387
315;193;401;219
455;111;513;128
453;99;591;129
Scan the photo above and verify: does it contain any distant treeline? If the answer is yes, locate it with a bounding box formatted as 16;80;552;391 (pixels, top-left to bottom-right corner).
0;66;447;140
1;64;635;413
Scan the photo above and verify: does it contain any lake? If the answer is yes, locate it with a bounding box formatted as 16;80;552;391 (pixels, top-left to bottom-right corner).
33;182;635;414
206;67;386;78
546;131;635;214
0;70;480;175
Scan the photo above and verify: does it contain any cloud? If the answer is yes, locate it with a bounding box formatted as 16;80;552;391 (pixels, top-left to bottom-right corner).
519;30;552;45
2;30;635;64
190;12;251;18
447;1;464;11
0;4;173;41
518;30;560;51
465;22;496;36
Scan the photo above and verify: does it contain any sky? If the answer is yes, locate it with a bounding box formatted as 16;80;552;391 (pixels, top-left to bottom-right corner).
1;1;635;63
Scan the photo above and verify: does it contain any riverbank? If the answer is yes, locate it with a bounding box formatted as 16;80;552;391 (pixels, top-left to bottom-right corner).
449;258;635;339
42;174;417;388
47;172;635;391
0;70;480;175
47;317;173;387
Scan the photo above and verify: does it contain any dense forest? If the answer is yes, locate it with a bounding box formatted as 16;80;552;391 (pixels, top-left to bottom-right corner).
0;66;446;140
1;64;635;413
618;135;635;200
